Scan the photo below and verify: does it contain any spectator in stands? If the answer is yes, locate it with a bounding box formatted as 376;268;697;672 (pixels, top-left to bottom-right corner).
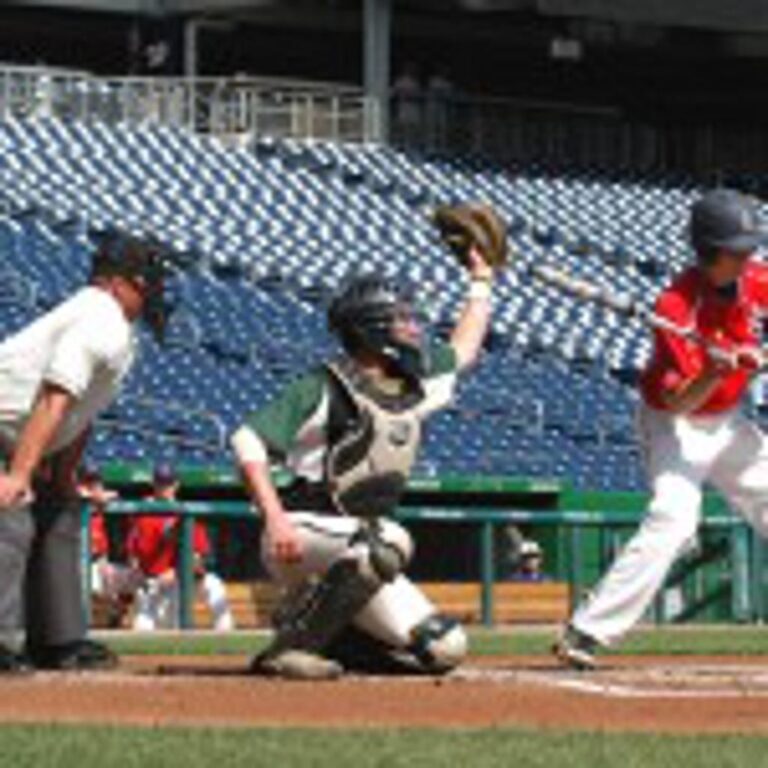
76;462;142;628
0;233;167;673
509;539;551;583
425;67;455;152
129;464;234;631
391;63;423;148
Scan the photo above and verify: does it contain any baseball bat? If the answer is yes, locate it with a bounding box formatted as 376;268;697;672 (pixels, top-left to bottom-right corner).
529;264;750;369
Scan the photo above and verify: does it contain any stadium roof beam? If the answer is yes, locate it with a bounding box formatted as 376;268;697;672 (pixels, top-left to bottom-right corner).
363;0;390;143
457;0;768;33
10;0;768;31
4;0;279;12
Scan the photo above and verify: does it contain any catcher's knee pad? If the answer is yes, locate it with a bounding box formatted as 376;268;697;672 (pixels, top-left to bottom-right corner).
409;614;467;674
266;521;413;658
350;520;413;584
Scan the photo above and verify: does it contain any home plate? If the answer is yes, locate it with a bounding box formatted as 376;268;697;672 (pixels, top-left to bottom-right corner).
454;663;768;699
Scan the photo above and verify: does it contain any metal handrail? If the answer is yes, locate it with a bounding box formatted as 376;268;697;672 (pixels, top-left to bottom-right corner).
0;65;373;143
85;499;753;629
97;394;227;453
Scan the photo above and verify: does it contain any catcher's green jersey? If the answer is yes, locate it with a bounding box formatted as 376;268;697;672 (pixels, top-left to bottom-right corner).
241;343;458;482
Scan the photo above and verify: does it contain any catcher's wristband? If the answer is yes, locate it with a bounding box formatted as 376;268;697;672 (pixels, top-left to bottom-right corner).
468;278;493;300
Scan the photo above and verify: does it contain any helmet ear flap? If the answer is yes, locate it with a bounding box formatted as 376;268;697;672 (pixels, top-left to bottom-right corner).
695;245;718;266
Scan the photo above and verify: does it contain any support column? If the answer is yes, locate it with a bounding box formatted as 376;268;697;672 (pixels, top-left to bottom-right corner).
183;17;199;79
363;0;391;143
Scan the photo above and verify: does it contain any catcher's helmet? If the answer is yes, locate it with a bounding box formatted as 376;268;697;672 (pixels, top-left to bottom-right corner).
90;230;169;341
690;189;768;260
328;274;429;378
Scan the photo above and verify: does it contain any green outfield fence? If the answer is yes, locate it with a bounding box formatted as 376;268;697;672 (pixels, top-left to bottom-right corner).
81;471;768;629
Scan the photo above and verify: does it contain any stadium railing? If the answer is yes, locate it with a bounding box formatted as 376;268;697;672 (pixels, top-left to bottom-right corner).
0;65;374;142
81;490;759;630
7;63;768;173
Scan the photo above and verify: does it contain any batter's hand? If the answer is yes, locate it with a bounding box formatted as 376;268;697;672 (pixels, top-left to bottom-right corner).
734;345;765;373
703;344;764;376
0;472;33;511
266;514;304;565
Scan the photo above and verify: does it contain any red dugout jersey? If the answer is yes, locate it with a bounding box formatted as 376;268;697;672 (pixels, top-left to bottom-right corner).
127;512;210;577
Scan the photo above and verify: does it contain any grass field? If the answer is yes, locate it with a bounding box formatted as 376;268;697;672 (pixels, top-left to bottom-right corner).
102;623;768;658
4;625;768;768
2;725;767;768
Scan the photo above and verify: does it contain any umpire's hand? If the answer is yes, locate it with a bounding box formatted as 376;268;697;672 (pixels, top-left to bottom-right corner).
0;472;33;511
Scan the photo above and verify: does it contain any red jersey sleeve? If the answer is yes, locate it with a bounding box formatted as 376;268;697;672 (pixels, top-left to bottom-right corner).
90;513;109;558
651;290;702;394
192;521;211;557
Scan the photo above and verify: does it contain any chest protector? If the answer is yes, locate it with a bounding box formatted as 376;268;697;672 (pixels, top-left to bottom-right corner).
325;360;423;518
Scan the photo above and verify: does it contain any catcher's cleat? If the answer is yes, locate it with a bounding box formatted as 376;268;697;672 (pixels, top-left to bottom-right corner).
552;625;598;671
250;649;343;681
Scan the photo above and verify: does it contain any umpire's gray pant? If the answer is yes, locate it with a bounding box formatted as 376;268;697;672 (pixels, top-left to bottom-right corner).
0;490;84;650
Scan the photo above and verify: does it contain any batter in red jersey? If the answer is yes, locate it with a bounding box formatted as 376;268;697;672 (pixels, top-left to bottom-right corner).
556;188;768;668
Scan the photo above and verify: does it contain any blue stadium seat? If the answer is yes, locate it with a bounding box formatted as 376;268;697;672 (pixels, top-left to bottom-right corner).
1;118;701;487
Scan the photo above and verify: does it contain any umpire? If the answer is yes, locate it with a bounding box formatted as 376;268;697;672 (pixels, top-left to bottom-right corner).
0;232;167;672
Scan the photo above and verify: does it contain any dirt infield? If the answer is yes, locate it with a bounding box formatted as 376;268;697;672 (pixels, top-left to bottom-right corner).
2;655;768;733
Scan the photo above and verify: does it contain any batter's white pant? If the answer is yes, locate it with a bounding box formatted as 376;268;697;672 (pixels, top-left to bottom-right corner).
132;572;235;631
262;513;457;650
572;404;768;646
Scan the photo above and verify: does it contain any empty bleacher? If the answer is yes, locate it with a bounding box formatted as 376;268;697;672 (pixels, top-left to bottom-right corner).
1;114;725;490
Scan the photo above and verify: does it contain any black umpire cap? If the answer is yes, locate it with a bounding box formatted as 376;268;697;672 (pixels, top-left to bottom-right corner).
90;230;169;340
90;230;165;287
690;189;768;255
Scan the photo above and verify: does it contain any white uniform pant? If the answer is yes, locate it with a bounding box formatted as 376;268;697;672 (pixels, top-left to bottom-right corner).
91;558;143;601
573;404;768;646
133;572;235;631
262;513;446;649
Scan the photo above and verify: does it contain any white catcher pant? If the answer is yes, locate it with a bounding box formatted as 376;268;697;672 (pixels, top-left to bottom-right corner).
133;572;235;631
572;404;768;646
262;513;450;649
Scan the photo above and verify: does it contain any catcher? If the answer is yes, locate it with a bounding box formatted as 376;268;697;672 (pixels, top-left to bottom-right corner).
232;203;506;679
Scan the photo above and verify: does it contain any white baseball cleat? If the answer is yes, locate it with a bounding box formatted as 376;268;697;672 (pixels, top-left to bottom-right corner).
552;625;598;671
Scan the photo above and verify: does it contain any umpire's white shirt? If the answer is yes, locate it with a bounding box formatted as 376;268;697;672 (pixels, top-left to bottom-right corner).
0;286;136;455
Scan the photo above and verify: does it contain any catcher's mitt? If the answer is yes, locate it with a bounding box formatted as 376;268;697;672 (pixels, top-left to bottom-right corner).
433;202;508;271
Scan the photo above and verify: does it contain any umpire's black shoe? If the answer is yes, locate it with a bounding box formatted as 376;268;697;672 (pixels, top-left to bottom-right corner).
0;644;32;674
27;639;118;671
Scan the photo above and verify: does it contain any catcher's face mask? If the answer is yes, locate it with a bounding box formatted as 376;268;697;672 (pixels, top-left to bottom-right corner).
391;302;424;347
329;276;431;379
382;299;431;379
